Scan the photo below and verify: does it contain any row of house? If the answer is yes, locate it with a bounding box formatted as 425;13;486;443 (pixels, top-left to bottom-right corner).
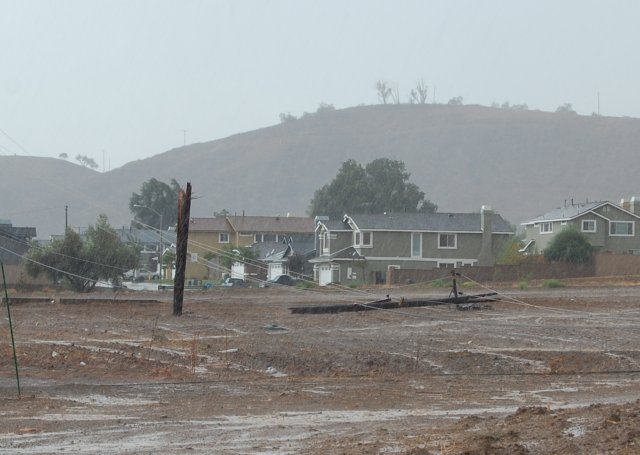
180;207;513;285
186;215;316;281
6;196;640;287
520;198;640;255
183;198;640;286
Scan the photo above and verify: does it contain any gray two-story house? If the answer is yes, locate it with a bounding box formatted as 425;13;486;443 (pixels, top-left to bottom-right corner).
520;199;640;254
311;207;513;286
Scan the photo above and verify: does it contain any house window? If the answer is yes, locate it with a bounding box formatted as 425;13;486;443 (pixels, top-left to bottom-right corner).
610;221;634;236
321;232;330;254
219;232;229;243
540;222;552;234
581;220;596;233
354;231;373;247
190;252;198;262
411;232;422;257
438;233;457;249
362;231;372;247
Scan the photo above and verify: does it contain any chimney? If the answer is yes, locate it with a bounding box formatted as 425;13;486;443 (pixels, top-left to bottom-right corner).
478;205;495;266
630;197;640;216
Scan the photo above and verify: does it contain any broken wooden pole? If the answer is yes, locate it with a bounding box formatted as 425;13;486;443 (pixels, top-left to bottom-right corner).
290;293;498;315
173;182;192;316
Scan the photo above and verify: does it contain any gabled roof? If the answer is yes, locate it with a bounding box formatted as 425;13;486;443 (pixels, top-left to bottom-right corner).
251;237;316;260
316;219;349;232
189;217;232;232
227;215;314;234
343;212;513;233
263;244;292;263
309;245;364;263
521;201;640;225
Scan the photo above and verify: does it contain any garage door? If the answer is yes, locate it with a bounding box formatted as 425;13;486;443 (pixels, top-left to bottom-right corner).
231;262;245;279
268;263;283;280
318;265;332;286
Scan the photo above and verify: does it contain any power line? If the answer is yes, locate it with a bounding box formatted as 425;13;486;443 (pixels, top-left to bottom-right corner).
0;127;30;155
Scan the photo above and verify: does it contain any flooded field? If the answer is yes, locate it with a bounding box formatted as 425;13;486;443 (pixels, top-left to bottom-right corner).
1;283;639;453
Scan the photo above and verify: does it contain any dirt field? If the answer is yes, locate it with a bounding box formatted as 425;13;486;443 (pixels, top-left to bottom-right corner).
1;280;640;454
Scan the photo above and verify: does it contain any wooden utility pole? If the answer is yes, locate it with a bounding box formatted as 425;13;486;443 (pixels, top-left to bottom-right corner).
173;182;192;316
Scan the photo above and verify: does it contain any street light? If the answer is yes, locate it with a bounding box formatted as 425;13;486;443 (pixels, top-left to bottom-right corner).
134;204;164;280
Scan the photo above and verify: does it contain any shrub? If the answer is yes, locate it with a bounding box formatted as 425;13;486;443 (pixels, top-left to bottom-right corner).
544;228;593;264
431;279;446;288
543;279;565;288
296;281;317;289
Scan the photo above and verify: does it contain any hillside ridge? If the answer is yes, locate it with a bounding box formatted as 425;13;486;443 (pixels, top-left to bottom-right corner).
3;104;639;238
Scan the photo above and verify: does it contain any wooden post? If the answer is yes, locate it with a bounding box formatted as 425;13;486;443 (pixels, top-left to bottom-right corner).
2;262;21;397
451;269;459;299
173;182;192;316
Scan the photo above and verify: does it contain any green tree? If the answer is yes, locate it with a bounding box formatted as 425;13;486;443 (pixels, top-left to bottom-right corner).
217;245;257;270
213;208;230;217
129;178;181;230
308;158;437;218
544;228;593;264
24;214;139;292
496;236;527;265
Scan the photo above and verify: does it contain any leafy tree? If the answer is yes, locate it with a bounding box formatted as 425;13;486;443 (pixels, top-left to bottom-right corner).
58;152;68;160
216;245;257;270
496;236;528;265
375;80;392;104
556;103;576;114
544;228;593;264
75;154;98;169
308;158;437;219
129;178;181;230
316;102;335;114
408;80;429;104
24;215;139;292
447;96;463;106
213;208;230;217
279;112;297;123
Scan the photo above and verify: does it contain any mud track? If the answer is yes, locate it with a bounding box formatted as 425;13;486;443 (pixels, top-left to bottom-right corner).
1;284;639;453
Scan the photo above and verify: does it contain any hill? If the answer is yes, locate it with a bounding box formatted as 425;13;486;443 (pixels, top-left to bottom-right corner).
3;104;640;238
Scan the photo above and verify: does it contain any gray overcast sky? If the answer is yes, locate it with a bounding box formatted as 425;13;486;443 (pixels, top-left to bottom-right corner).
2;0;639;169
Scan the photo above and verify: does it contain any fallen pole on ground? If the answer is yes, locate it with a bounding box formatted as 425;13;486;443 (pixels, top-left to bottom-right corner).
290;293;498;314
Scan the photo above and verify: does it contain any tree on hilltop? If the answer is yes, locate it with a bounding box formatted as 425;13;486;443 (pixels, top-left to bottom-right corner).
76;154;98;169
409;80;429;104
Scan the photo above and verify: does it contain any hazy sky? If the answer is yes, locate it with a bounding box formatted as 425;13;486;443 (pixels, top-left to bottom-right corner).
2;0;639;169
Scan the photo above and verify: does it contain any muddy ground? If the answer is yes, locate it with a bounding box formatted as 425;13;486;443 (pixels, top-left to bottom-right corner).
1;280;639;454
